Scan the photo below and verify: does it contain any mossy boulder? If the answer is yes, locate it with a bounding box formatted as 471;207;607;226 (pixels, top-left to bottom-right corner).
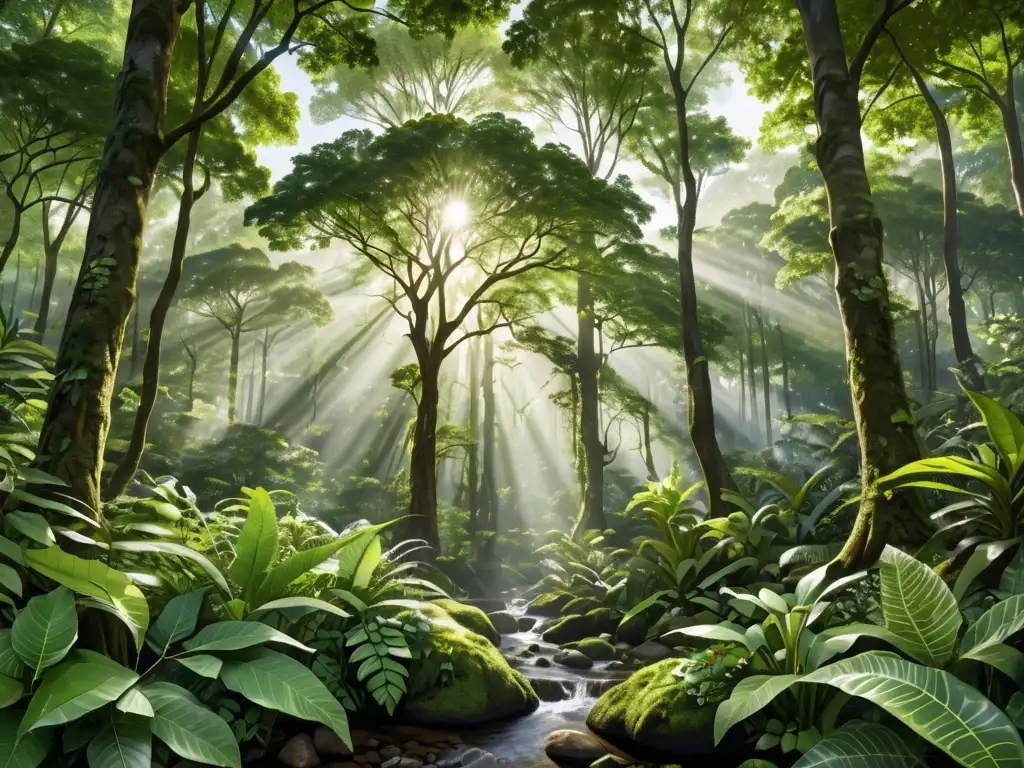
431;598;500;646
563;596;604;615
541;608;618;644
574;637;618;661
402;604;539;727
529;591;574;617
586;659;740;760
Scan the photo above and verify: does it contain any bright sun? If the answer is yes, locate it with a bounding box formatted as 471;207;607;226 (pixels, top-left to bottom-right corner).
443;200;471;229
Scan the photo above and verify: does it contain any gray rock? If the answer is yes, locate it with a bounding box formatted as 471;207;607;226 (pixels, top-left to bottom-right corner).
553;650;593;670
543;729;606;767
313;726;352;757
534;656;551;667
517;616;537;632
380;746;402;760
624;640;673;663
527;643;541;652
381;759;423;768
277;734;320;768
488;611;520;634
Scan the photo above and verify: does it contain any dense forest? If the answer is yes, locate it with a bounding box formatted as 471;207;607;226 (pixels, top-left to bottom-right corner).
1;0;1024;766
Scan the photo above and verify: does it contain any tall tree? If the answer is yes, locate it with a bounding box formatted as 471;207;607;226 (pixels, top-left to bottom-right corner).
34;0;509;518
178;245;332;425
247;114;649;551
504;0;656;532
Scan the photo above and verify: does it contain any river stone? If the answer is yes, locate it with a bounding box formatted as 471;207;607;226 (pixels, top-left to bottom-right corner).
586;659;741;761
432;598;501;646
534;656;551;667
542;608;618;644
543;730;607;767
278;734;320;768
379;746;402;760
314;726;353;757
528;592;574;616
517;616;537;632
624;640;674;663
381;759;422;768
574;638;618;661
488;611;520;634
554;650;593;670
400;604;539;727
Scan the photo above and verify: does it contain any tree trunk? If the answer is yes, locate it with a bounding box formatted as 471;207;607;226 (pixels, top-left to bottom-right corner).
408;351;442;553
227;327;241;423
1000;99;1024;219
570;375;585;504
183;340;197;413
642;404;658;481
34;0;186;516
738;348;746;422
0;202;22;276
128;304;142;381
796;0;924;568
467;337;480;536
756;308;772;445
478;332;498;581
573;275;605;536
244;342;256;422
776;323;792;419
745;303;759;436
27;264;39;327
258;328;270;426
901;53;984;389
8;252;21;320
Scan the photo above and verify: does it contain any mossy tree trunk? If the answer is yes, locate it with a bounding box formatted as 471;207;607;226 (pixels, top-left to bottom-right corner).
796;0;925;569
409;343;442;553
227;322;242;423
573;275;605;537
34;0;187;516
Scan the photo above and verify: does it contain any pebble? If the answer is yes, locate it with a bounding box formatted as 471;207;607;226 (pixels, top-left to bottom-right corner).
278;734;320;768
380;746;402;760
381;759;423;768
543;729;606;767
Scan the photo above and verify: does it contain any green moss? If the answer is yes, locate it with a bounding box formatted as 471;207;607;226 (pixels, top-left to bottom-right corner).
528;591;573;617
431;598;500;646
575;637;617;661
587;659;738;759
563;596;603;615
402;604;539;727
541;607;618;644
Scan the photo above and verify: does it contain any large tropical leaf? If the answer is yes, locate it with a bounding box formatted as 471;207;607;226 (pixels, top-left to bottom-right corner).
964;388;1024;474
714;674;804;744
110;540;230;596
25;547;149;650
0;710;52;768
145;590;204;657
960;595;1024;663
1000;547;1024;595
878;546;960;666
0;674;22;708
335;530;377;585
219;647;351;749
227;487;278;603
19;650;138;733
0;630;24;678
954;540;1022;602
792;721;920;767
86;712;151;768
11;587;77;680
182;621;314;655
142;682;240;768
250;596;352;621
353;535;382;590
804;653;1024;767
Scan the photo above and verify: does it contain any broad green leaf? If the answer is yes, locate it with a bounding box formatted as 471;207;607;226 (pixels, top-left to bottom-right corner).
0;535;25;565
670;622;748;647
10;490;97;528
696;556;759;589
86;712;151;768
0;674;22;707
353;535;382;590
11;587;77;679
115;688;154;718
793;720;920;767
146;590;205;656
219;648;350;749
714;674;804;744
20;650;138;732
250;596;352;621
142;682;240;768
0;710;52;768
5;512;55;546
182;620;314;655
1000;547;1024;595
961;644;1024;688
335;530;376;585
227;488;278;602
176;654;223;679
25;547;149;650
0;630;25;678
961;595;1024;659
0;563;21;597
954;540;1023;602
617;589;674;626
965;388;1024;473
110;541;230;597
879;546;960;666
804;653;1024;767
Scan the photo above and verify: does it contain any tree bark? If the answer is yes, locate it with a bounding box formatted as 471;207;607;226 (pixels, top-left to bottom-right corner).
796;0;924;568
182;339;197;413
738;348;746;422
408;350;442;552
756;308;772;445
477;332;498;579
258;327;270;426
8;252;20;320
1001;95;1024;219
227;325;241;423
34;0;186;516
244;342;256;422
27;264;39;327
466;336;480;536
776;323;792;419
36;199;82;339
642;404;658;481
572;275;605;536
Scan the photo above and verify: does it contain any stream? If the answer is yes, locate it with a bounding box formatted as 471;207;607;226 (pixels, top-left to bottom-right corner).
463;600;632;767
